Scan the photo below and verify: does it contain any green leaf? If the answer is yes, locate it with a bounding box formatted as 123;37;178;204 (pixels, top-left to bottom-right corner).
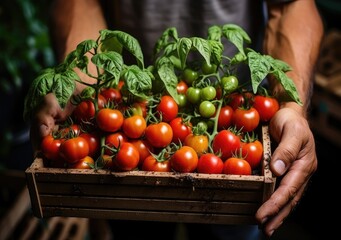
191;37;211;65
222;24;251;57
122;65;152;99
153;27;179;57
271;70;302;105
75;40;97;59
208;40;223;65
207;25;222;42
247;51;271;93
100;30;144;68
177;38;192;70
23;67;77;121
264;56;292;72
91;51;123;85
156;57;179;103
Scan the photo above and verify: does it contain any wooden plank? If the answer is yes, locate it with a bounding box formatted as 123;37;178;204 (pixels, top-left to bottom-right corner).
40;208;258;225
35;182;262;202
39;195;259;214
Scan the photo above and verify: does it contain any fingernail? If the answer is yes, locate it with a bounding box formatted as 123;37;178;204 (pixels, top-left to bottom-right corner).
269;230;274;237
274;160;286;175
261;217;268;225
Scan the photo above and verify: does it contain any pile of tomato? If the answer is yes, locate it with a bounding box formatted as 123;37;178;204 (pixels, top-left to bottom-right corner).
40;64;279;176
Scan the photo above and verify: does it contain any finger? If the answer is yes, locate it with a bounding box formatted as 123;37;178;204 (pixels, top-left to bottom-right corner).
258;180;309;237
269;118;311;176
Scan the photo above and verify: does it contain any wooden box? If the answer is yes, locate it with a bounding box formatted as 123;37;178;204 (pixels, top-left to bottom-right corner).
25;125;275;225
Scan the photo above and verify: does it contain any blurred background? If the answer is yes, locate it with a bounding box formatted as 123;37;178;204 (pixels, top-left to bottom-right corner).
0;0;340;239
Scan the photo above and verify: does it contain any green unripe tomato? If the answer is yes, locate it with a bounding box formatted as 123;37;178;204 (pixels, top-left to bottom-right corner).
177;94;188;108
199;101;216;118
202;62;217;74
186;87;201;104
183;68;198;85
221;75;239;94
200;86;217;101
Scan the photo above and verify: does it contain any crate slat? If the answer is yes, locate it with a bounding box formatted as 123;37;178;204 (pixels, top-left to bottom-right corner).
39;208;258;225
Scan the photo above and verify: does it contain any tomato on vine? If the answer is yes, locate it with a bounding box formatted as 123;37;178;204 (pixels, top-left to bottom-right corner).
171;146;198;173
170;117;192;144
100;87;122;104
130;139;154;167
223;156;252;175
176;80;188;94
200;86;216;101
145;122;173;148
156;95;178;122
41;134;64;161
122;115;147;139
197;153;224;174
184;133;209;156
142;155;171;172
253;94;279;122
60;136;90;164
212;129;241;160
217;105;233;130
96;108;124;132
70;156;94;169
112;142;140;171
233;107;260;132
183;68;198;85
241;133;263;170
79;132;100;158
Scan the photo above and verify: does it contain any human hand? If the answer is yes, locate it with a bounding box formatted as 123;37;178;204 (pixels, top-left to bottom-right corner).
29;92;74;156
255;107;318;237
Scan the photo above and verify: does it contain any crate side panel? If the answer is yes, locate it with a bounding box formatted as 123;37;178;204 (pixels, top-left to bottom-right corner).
40;208;258;225
35;182;263;202
39;195;259;215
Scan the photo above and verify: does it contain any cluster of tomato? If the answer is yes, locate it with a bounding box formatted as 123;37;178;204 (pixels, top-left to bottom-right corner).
40;63;279;176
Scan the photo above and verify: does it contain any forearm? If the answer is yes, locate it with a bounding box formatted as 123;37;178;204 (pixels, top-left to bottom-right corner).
264;0;323;116
50;0;107;93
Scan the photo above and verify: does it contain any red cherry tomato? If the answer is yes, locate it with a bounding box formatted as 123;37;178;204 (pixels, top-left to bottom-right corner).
105;132;128;155
41;134;64;161
101;87;122;104
241;139;263;170
169;117;192;144
176;80;188;94
217;105;234;130
197;153;224;174
96;108;124;132
79;132;100;158
233;107;260;132
156;95;178;122
252;95;279;122
113;142;140;171
130;139;154;167
70;156;94;169
223;157;252;175
60;136;89;164
212;129;241;160
145;122;173;148
171;146;198;173
122;115;147;139
142;155;171;172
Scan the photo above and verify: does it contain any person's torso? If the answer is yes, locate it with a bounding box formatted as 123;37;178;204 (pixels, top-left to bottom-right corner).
101;0;266;65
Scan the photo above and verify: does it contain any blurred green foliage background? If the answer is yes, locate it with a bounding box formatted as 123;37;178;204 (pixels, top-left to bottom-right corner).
0;0;55;170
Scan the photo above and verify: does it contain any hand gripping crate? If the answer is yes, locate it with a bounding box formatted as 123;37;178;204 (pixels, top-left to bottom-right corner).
25;125;275;225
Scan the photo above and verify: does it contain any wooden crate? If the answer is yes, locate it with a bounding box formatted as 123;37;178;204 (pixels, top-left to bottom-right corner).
25;125;275;225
